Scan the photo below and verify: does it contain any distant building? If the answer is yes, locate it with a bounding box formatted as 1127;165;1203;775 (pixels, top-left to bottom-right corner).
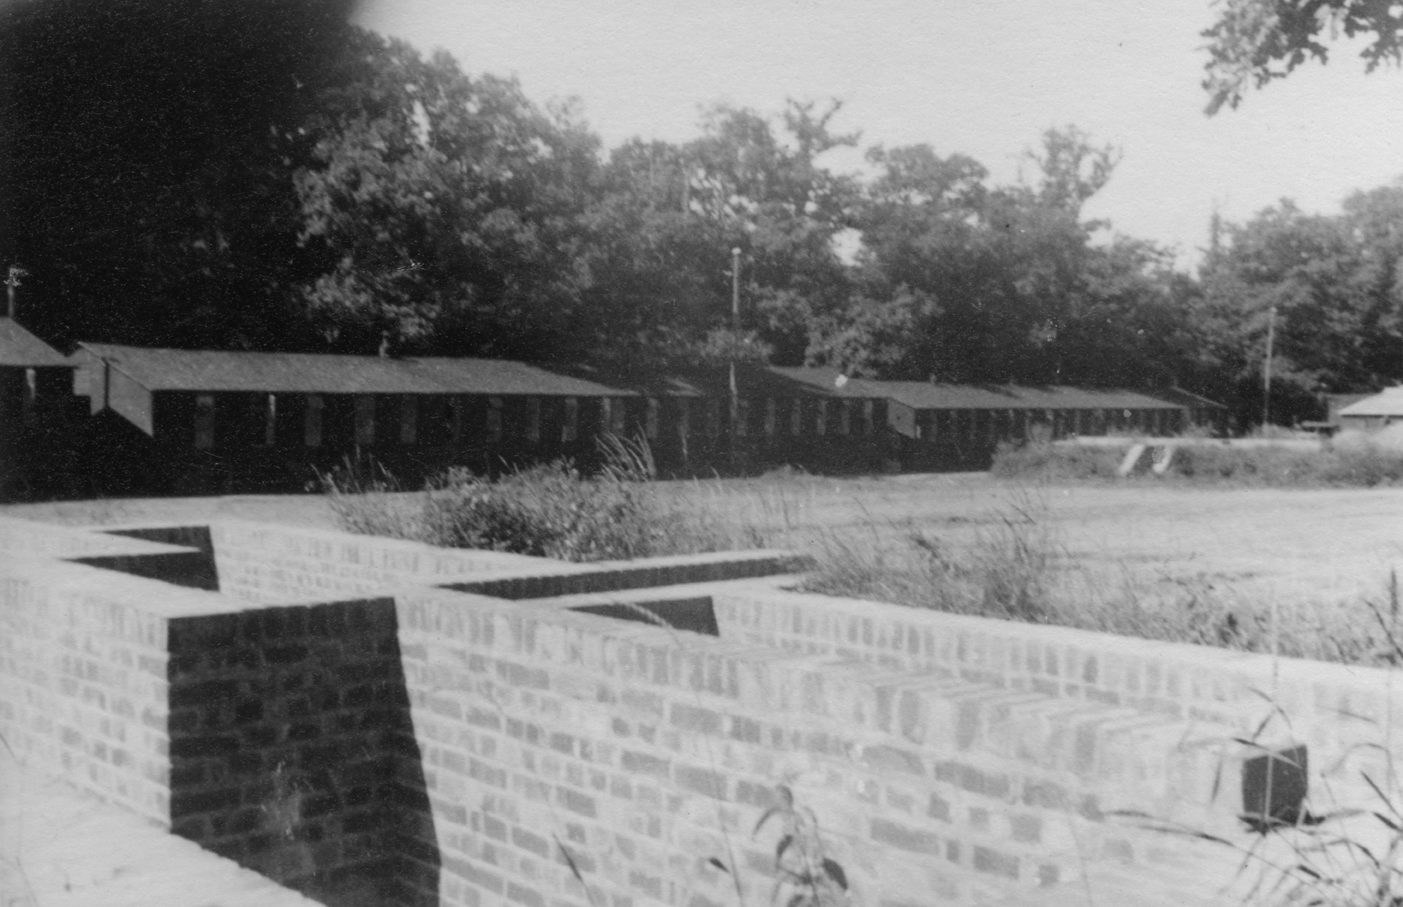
1326;392;1377;425
1336;387;1403;430
1151;386;1229;435
0;318;77;497
69;344;634;493
0;338;1232;496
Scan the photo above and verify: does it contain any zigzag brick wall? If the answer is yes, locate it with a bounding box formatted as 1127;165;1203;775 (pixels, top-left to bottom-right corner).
2;515;1398;907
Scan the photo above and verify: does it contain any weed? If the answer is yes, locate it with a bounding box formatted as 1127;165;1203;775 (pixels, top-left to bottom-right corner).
318;457;422;540
1118;572;1403;906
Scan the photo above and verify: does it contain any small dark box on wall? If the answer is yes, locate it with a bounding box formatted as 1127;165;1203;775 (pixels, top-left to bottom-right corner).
1241;744;1308;833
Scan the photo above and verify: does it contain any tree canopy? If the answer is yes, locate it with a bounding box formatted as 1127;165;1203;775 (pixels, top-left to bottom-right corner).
1203;0;1403;113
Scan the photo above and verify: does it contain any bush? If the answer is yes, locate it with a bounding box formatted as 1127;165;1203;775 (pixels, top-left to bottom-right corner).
421;460;656;561
323;436;748;562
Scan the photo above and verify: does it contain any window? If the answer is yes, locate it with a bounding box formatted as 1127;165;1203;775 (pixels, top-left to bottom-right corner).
677;398;690;439
735;398;750;437
815;399;828;436
789;398;801;435
262;394;277;446
487;396;503;443
305;395;324;448
355;395;376;446
645;398;659;440
21;368;36;421
763;398;776;436
525;396;541;444
610;397;627;435
838;399;851;435
705;398;720;437
194;394;215;449
400;396;418;445
562;397;578;442
861;399;874;435
449;397;464;444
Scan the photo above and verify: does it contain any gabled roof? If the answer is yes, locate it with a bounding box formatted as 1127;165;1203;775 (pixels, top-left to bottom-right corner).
1152;386;1228;410
1338;387;1403;418
74;344;631;397
874;381;1183;411
764;367;892;398
0;318;70;368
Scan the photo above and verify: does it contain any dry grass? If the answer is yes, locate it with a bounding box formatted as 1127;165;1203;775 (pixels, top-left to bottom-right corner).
993;439;1403;488
793;485;1400;666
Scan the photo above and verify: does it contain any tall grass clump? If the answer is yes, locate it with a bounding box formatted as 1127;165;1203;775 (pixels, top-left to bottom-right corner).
319;457;423;540
803;489;1063;624
322;436;750;562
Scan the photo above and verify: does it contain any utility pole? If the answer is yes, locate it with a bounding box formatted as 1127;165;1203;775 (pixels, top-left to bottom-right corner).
729;247;741;469
5;265;27;320
1262;305;1277;429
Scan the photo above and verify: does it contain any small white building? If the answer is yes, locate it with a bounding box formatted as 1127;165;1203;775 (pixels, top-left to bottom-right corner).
1336;386;1403;429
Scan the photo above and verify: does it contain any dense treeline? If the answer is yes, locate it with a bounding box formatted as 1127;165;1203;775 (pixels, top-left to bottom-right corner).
3;6;1401;429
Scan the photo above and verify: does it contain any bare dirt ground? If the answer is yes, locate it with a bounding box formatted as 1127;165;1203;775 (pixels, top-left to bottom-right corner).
6;472;1401;608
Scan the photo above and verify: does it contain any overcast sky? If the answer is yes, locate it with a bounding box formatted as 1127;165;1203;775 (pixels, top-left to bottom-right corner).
357;0;1403;270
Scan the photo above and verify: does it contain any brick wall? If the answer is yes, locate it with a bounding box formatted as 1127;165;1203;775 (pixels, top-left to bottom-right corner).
0;554;178;825
390;590;1255;907
711;583;1403;804
2;516;1397;907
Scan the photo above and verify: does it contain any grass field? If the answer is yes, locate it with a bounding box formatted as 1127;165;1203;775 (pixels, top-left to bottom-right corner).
7;473;1402;661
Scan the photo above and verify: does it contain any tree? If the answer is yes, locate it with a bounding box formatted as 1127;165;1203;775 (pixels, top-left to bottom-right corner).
575;100;859;371
821;126;1169;388
294;33;601;358
1193;194;1403;424
0;0;354;348
1203;0;1403;113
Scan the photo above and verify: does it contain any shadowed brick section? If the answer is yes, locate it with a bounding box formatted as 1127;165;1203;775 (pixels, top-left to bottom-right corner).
99;525;220;590
573;596;719;636
72;549;219;591
441;550;810;599
166;598;437;907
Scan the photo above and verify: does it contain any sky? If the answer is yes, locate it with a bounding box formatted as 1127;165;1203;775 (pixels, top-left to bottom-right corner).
356;0;1403;271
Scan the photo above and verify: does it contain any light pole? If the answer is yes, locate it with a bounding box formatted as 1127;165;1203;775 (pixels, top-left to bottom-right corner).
729;247;741;468
1262;305;1277;429
5;265;27;320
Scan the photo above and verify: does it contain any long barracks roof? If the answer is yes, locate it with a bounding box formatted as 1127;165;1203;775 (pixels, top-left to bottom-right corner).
74;344;632;397
878;382;1183;411
772;367;1183;410
0;318;70;368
